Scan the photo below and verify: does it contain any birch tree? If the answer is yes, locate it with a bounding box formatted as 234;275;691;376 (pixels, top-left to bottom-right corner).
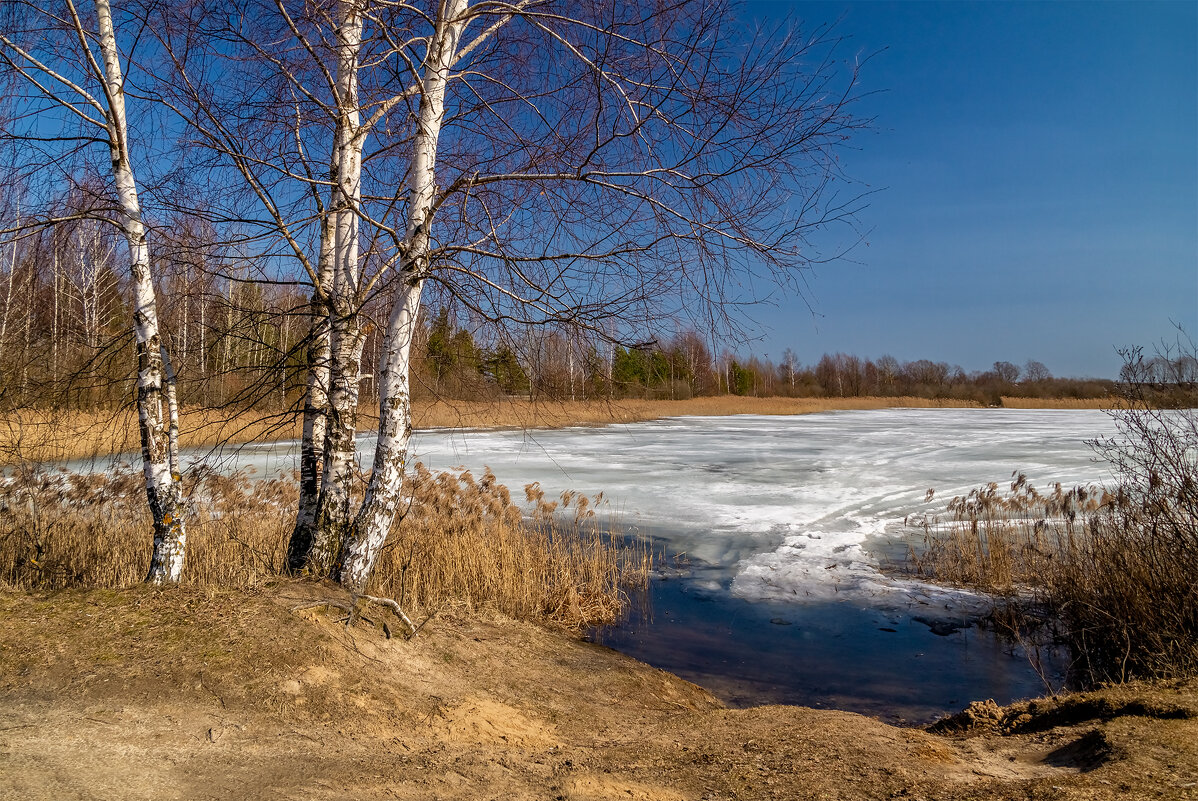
0;0;187;582
332;0;867;588
154;0;866;589
156;0;503;576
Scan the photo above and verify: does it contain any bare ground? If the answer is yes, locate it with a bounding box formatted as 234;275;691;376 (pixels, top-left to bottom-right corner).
1;582;1194;801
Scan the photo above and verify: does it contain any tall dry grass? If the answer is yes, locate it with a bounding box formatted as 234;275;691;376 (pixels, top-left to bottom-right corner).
998;397;1114;410
415;395;992;430
367;465;646;626
3;395;1118;465
0;463;646;628
909;425;1198;686
907;475;1110;594
0;407;306;465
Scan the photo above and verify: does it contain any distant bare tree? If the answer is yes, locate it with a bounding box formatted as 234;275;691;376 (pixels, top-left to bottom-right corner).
1023;359;1052;383
993;360;1020;384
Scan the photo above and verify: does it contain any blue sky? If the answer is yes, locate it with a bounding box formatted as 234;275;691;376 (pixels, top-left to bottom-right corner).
741;0;1197;378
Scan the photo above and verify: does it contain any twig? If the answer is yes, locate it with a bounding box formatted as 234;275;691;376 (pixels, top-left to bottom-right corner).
409;602;447;638
291;600;354;615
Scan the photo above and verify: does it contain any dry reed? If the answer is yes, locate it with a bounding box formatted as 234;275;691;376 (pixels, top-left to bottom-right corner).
0;407;306;465
0;462;646;628
998;397;1115;410
907;474;1110;594
909;463;1198;684
3;395;1119;465
365;464;647;627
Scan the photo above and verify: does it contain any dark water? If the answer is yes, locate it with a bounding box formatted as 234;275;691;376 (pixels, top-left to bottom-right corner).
589;563;1065;725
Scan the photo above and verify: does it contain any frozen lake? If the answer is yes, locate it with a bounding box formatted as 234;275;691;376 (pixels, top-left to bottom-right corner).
217;407;1118;721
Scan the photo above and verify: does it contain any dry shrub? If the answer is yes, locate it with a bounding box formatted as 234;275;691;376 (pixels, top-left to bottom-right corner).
910;356;1198;684
0;462;644;628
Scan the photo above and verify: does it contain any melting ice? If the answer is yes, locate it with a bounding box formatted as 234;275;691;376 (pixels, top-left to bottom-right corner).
219;407;1116;612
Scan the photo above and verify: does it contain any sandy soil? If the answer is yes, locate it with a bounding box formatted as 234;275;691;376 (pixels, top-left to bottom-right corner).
1;582;1193;801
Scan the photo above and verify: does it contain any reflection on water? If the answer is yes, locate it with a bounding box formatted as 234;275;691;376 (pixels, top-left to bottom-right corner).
590;550;1067;724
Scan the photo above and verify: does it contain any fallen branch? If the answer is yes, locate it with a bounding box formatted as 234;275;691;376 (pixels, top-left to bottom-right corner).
291;596;417;639
358;593;418;638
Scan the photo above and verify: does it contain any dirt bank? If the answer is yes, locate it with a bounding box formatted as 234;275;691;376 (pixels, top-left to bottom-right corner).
1;583;1192;801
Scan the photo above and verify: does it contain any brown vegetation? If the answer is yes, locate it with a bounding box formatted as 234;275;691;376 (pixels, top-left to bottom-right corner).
997;396;1114;409
0;464;645;629
0;395;1115;465
907;391;1198;685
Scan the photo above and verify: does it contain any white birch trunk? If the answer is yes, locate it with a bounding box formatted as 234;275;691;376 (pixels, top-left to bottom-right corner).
51;247;59;384
0;203;17;354
161;345;180;480
308;0;366;575
96;0;187;583
311;308;365;573
288;210;336;570
340;278;422;587
340;0;469;589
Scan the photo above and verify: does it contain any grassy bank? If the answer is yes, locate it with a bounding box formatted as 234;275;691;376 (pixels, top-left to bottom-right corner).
1;395;1113;464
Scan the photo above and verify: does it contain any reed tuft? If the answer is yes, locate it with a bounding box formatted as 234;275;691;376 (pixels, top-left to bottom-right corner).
909;416;1198;686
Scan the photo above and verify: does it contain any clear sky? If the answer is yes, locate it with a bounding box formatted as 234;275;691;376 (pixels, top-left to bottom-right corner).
741;0;1197;378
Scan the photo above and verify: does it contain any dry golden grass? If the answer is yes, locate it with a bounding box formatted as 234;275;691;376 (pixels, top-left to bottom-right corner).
908;474;1109;594
0;394;1115;464
0;463;645;628
412;395;989;430
0;406;305;465
369;465;647;626
909;468;1198;684
998;397;1115;409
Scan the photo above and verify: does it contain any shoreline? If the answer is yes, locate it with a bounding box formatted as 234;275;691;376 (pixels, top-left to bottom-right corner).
2;395;1113;465
1;582;1192;801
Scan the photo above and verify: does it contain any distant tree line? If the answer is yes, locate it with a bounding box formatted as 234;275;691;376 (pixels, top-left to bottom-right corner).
419;317;1130;405
0;209;1161;412
0;214;1137;414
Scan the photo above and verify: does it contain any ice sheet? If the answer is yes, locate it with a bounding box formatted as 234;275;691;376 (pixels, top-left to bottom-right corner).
193;408;1117;610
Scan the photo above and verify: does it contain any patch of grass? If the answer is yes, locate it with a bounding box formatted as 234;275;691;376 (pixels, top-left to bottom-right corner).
369;464;648;627
0;463;647;628
907;475;1110;595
